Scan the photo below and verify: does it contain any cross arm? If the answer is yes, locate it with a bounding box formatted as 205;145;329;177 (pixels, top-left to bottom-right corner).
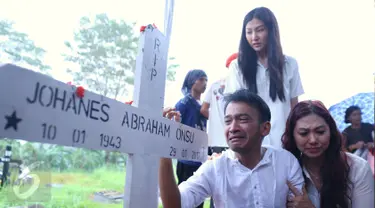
0;64;208;162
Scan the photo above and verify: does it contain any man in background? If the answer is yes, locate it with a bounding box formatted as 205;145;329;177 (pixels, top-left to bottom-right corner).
175;69;208;208
200;53;237;208
201;53;237;155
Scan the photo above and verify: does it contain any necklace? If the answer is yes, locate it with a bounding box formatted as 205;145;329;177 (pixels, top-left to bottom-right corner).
307;168;320;180
306;168;322;191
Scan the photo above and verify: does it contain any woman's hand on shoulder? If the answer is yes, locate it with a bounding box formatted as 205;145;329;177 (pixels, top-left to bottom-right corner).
287;181;315;208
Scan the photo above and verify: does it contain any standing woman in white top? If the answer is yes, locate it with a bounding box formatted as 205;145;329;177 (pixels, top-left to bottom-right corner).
283;100;374;208
225;7;304;148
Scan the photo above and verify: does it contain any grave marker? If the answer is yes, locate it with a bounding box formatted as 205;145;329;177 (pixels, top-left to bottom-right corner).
0;1;209;206
0;65;207;160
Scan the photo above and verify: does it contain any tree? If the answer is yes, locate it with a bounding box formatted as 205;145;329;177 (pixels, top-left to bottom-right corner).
64;14;178;99
63;14;179;163
64;14;137;99
0;20;51;72
0;20;51;164
167;56;179;81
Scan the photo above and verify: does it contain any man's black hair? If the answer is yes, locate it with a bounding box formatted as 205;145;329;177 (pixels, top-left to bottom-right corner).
344;105;361;123
224;89;271;123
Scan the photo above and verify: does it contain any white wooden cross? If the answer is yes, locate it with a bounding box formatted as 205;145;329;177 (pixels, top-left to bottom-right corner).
0;1;208;207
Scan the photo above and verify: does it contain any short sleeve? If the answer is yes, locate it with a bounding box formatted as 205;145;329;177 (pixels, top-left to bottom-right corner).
342;128;350;147
365;123;374;138
287;153;304;197
175;99;187;116
288;57;304;99
364;123;374;131
203;84;213;104
350;156;374;208
224;60;243;94
179;160;214;208
342;128;348;135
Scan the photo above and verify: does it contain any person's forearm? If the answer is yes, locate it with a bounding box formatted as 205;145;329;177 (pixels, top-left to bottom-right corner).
290;97;298;109
348;145;357;151
201;109;209;119
200;103;210;119
159;158;181;208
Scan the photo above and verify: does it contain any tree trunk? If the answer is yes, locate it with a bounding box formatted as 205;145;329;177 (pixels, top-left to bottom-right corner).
105;152;110;164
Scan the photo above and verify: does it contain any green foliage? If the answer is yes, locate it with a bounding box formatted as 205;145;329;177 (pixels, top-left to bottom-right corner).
0;20;51;72
63;14;139;98
0;15;183;206
167;56;178;81
0;163;209;208
0;139;126;172
63;13;179;98
0;166;126;208
62;14;180;164
0;13;181;173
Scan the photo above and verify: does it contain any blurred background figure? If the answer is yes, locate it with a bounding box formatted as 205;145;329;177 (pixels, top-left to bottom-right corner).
342;106;374;160
175;69;208;208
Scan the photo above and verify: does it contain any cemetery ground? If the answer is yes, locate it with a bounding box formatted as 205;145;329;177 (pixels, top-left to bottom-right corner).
0;160;211;208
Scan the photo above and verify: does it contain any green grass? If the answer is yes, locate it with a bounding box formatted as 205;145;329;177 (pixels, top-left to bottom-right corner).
0;166;210;208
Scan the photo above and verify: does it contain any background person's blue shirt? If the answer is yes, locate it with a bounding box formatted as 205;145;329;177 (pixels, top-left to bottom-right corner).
175;94;207;166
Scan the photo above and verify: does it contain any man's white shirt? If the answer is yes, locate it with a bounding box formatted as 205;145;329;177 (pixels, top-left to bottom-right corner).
179;146;304;208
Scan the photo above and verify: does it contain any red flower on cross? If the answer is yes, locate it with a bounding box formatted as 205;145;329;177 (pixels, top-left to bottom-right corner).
67;81;85;98
140;23;157;32
140;26;147;32
125;100;133;105
76;86;85;98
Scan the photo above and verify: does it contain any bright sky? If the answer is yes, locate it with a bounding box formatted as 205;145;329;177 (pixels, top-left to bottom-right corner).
0;0;374;108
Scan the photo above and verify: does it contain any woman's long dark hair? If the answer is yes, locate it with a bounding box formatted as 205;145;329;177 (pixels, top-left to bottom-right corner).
238;7;285;102
282;100;352;208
